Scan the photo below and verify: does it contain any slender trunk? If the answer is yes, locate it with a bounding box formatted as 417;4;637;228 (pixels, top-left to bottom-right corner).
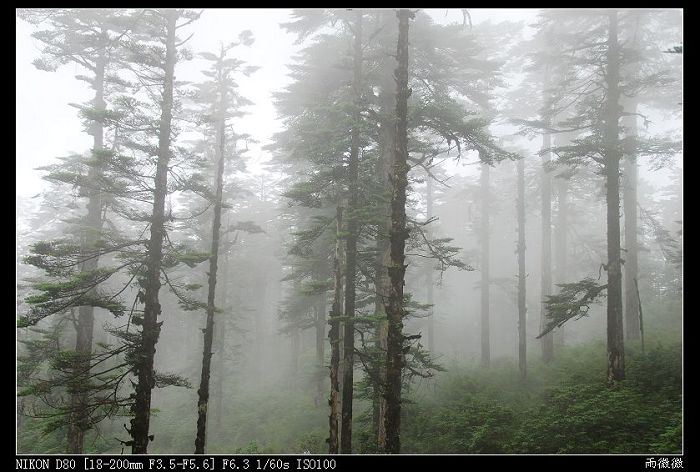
540;121;554;363
480;161;490;368
554;149;569;347
374;244;389;451
624;99;640;340
553;133;571;346
194;67;228;454
426;172;435;353
213;242;229;433
67;52;106;455
604;10;625;383
340;10;363;454
315;294;327;407
517;158;527;379
372;223;387;449
376;286;389;450
213;302;225;433
384;9;413;454
130;10;177;454
338;292;344;414
634;278;645;355
328;205;343;454
374;64;395;451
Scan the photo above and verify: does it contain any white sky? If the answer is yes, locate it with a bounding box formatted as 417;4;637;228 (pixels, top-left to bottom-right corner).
16;9;681;201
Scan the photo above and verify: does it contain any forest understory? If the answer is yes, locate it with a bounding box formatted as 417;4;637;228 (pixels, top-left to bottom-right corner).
18;334;682;454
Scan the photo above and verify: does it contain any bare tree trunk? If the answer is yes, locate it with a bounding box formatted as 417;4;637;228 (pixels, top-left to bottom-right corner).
194;64;228;453
384;9;413;454
374;60;395;450
480;161;491;368
374;246;389;451
517;158;527;379
634;278;645;355
540;119;554;364
315;294;327;407
67;52;106;455
371;226;386;448
213;301;225;433
328;205;343;454
340;10;363;454
623;99;640;341
604;10;625;383
130;10;177;454
426;172;435;353
551;131;570;345
213;240;230;434
554;168;569;346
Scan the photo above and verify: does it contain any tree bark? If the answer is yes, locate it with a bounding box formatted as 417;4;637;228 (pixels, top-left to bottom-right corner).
213;237;229;434
328;205;343;454
213;294;225;434
340;10;363;454
540;118;554;364
130;10;177;454
315;293;327;407
383;9;413;454
517;158;527;379
373;61;395;451
194;60;228;454
425;171;435;354
623;99;640;341
634;278;645;355
375;248;389;451
67;51;106;455
554;164;569;347
480;161;491;368
604;10;625;383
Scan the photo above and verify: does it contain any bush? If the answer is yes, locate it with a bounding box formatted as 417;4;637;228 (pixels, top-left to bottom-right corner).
400;341;682;454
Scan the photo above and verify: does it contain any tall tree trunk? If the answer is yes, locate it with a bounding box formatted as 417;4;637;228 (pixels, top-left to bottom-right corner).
554;147;569;347
480;160;491;368
425;171;435;353
130;10;177;454
328;205;344;454
517;158;527;379
194;70;228;454
384;9;413;454
213;294;225;434
315;293;327;407
604;10;625;383
540;119;554;364
337;255;344;419
634;278;645;355
373;62;395;451
340;10;363;454
67;52;106;455
213;237;230;434
374;246;389;451
623;99;640;340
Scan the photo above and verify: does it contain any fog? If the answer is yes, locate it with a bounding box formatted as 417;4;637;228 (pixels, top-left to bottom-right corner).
16;9;682;456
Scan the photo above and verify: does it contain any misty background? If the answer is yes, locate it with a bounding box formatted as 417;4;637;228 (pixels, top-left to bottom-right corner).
16;8;682;455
